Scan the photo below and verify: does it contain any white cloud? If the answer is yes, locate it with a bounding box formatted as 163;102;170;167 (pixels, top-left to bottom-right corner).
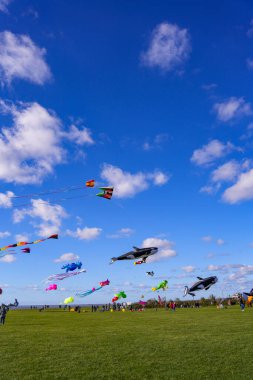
211;161;241;183
13;199;67;237
207;263;242;272
107;228;135;239
142;237;176;263
181;265;195;273
66;227;102;240
247;19;253;38
0;191;14;208
0;31;51;85
141;22;191;72
0;0;12;13
0;100;64;184
0;254;16;263
54;253;79;263
201;83;217;91
222;168;253;204
191;140;234;166
246;58;253;69
216;238;225;246
201;235;212;242
66;124;94;145
0;231;10;239
200;185;220;195
15;234;29;242
213;97;252;122
100;164;169;198
143;133;169;151
148;171;170;186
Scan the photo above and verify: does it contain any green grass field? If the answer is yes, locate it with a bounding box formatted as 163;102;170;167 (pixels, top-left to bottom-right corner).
1;307;252;380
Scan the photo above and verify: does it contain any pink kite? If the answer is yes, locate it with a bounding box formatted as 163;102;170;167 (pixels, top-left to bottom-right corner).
45;284;57;291
139;300;147;306
99;279;110;287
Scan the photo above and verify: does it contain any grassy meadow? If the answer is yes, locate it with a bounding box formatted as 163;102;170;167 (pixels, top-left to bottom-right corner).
1;307;253;380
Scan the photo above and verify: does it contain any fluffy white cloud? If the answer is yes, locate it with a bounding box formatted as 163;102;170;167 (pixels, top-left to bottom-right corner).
0;100;64;184
0;231;10;238
0;254;16;263
0;191;13;208
222;168;253;204
191;140;234;166
13;199;67;237
149;171;170;186
141;22;191;71
54;253;80;263
100;164;169;198
66;227;102;240
66;124;94;145
182;265;195;273
0;31;51;85
211;161;241;183
213;97;252;122
107;228;135;239
142;237;176;263
0;0;12;13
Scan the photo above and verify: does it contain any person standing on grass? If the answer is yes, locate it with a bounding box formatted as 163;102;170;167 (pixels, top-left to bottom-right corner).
239;295;245;311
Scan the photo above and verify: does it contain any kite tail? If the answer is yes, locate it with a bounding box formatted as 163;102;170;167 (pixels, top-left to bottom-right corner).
184;286;189;297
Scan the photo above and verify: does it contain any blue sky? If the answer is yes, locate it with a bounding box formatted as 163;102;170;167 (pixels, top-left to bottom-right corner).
0;0;253;304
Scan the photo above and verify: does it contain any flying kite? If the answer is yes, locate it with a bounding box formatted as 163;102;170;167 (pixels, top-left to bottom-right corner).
45;284;57;291
152;280;168;292
96;187;114;200
184;276;218;297
0;247;31;259
0;234;58;252
76;279;110;298
99;279;110;287
76;286;102;297
112;291;127;303
10;180;112;208
139;300;147;306
242;288;253;297
86;179;95;187
46;269;86;282
61;262;82;272
110;246;158;264
146;271;154;277
64;296;74;304
0;288;2;295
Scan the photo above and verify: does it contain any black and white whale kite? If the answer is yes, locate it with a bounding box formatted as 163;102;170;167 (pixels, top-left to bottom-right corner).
184;276;218;297
110;246;158;264
243;288;253;297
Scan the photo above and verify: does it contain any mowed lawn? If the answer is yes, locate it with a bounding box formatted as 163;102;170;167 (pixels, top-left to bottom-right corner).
1;307;253;380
